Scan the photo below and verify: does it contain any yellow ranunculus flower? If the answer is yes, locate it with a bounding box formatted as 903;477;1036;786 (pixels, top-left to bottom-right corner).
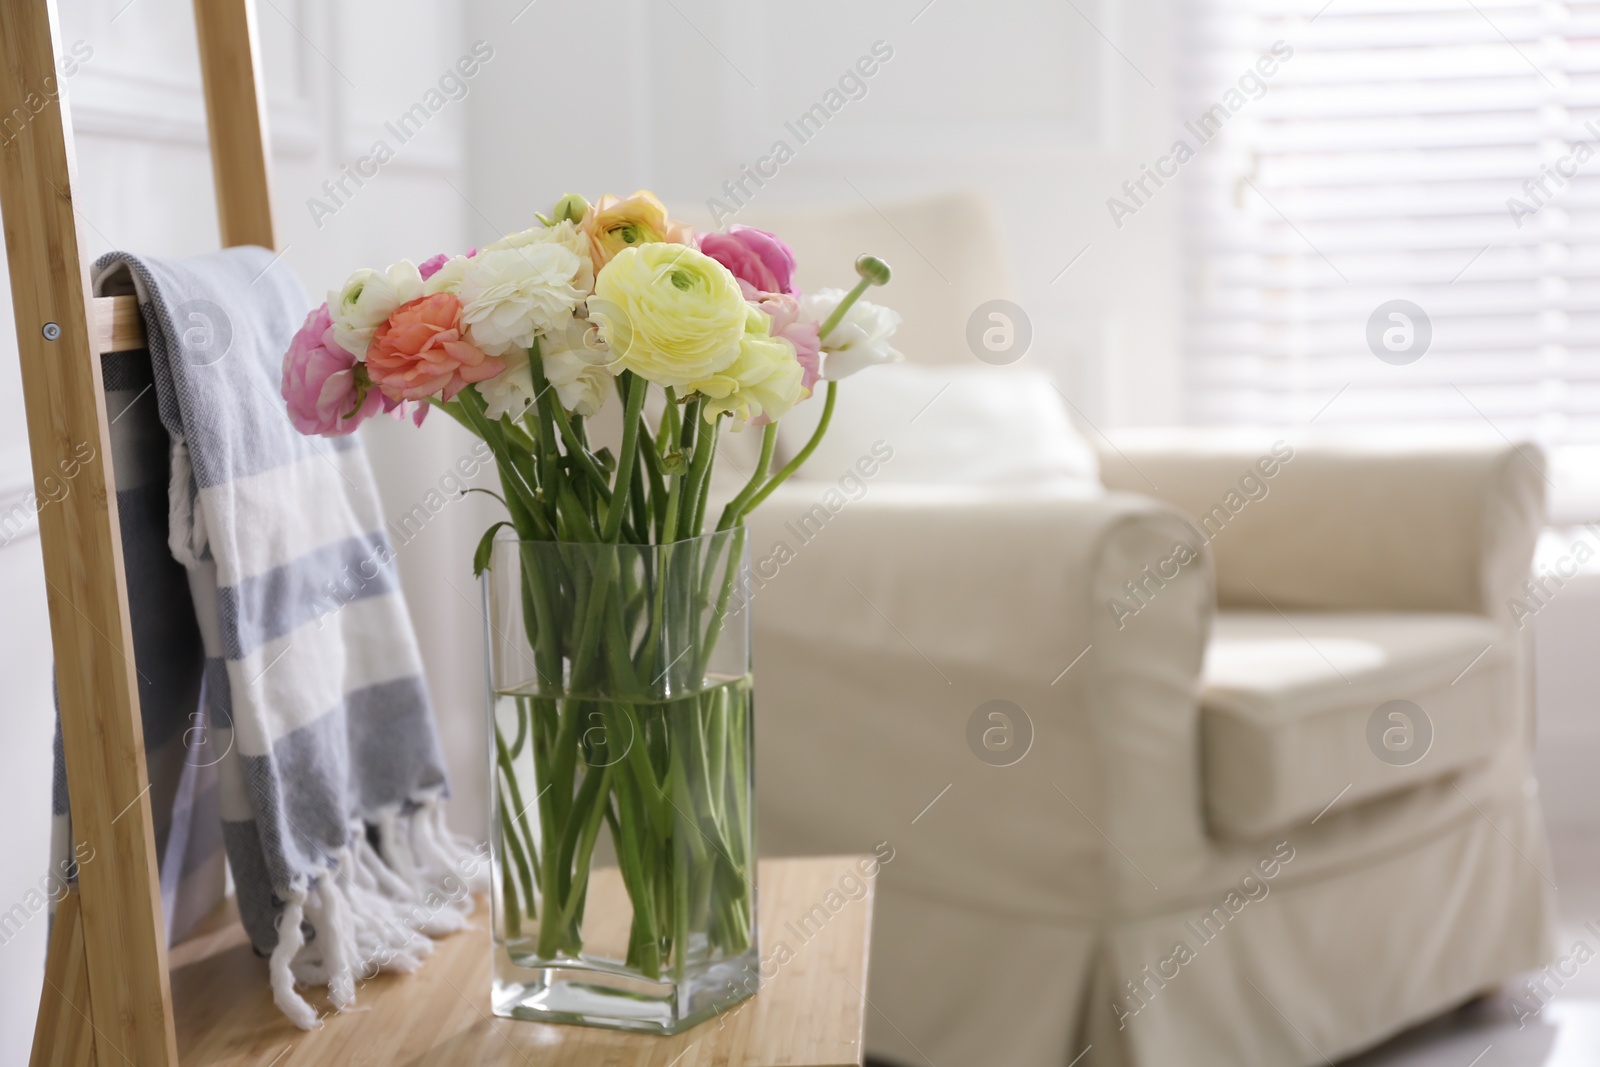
590;243;747;388
580;190;695;269
689;304;804;427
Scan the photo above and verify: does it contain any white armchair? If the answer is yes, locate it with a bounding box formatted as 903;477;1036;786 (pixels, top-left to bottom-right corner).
726;193;1555;1067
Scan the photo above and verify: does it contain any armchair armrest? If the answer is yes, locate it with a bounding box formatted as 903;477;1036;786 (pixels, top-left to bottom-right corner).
1097;430;1547;621
744;481;1213;918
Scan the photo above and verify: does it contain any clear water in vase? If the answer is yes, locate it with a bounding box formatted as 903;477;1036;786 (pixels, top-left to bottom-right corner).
488;675;758;1033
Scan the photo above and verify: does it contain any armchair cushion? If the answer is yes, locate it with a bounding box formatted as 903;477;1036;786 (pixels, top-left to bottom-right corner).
1098;430;1547;619
775;364;1098;486
1201;612;1517;839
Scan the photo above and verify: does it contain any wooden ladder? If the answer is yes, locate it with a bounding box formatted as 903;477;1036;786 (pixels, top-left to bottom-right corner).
0;2;274;1063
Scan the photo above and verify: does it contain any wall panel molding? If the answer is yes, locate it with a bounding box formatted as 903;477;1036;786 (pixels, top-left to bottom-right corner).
70;62;318;156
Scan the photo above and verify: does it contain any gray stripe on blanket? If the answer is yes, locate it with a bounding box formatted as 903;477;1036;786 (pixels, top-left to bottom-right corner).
217;532;401;660
242;736;349;887
233;674;440;864
221;818;280;954
255;674;443;823
343;677;448;812
204;657;233;725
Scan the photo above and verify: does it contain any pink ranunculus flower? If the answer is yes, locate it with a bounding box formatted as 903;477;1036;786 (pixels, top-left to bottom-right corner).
281;303;383;437
419;249;479;281
699;226;798;296
750;290;820;402
382;395;429;427
367;292;505;402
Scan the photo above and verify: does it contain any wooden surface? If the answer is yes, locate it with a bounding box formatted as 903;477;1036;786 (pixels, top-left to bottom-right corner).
28;892;95;1067
192;0;276;249
171;855;874;1067
93;295;144;354
0;2;179;1065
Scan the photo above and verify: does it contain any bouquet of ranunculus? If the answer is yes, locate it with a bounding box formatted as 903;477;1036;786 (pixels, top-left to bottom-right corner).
281;190;899;1031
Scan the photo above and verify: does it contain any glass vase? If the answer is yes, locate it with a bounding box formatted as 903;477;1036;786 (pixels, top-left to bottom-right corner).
482;529;757;1033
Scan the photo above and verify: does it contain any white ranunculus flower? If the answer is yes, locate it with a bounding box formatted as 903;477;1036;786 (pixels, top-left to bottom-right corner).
478;321;613;420
486;220;595;295
800;288;904;379
479;347;538;420
422;254;471;296
541;322;613;417
458;244;586;357
328;260;423;358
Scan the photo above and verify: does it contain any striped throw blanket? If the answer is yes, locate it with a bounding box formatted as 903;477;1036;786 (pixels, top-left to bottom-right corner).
52;246;482;1028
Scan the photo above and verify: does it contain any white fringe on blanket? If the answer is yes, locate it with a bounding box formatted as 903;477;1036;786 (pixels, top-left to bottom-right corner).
270;793;488;1029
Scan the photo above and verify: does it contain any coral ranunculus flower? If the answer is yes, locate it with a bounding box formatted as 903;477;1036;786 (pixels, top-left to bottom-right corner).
580;190;694;269
367;293;504;402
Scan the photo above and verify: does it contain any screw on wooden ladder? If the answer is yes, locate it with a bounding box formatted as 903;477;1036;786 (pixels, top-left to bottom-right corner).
41;321;60;340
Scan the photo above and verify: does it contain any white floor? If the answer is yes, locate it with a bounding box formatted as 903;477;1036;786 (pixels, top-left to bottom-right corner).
1340;831;1600;1066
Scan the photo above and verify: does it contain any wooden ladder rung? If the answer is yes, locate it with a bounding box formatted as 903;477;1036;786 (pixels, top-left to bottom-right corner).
94;295;145;354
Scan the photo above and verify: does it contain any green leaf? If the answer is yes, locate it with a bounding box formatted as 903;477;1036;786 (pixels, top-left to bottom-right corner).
473;520;514;577
460;486;508;508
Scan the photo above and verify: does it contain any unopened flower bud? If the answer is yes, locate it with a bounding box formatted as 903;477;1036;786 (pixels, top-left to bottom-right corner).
855;254;891;287
550;193;591;225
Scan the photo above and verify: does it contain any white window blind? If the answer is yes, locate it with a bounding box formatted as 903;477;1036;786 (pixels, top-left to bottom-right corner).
1183;0;1600;450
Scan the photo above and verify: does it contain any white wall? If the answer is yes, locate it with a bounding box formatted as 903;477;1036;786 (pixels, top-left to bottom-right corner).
0;1;491;1057
463;0;1187;428
1529;534;1600;838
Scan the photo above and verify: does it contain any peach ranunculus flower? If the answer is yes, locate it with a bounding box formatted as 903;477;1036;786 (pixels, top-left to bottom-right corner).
366;293;504;402
580;190;694;270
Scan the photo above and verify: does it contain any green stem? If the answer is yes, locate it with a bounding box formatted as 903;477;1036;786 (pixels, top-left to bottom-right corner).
639;421;668;543
458;388;549;540
716;423;778;531
606;374;649;544
817;275;873;342
681;407;718;539
508;696;529;759
741;380;838;513
494;727;539;908
526;342;563;510
496;776;535;931
554;765;613;938
549;398;613;504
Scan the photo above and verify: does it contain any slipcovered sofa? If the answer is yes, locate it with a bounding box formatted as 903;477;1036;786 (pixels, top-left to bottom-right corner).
724;192;1555;1066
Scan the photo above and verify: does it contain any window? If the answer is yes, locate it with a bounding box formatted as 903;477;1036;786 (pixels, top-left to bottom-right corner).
1183;0;1600;475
